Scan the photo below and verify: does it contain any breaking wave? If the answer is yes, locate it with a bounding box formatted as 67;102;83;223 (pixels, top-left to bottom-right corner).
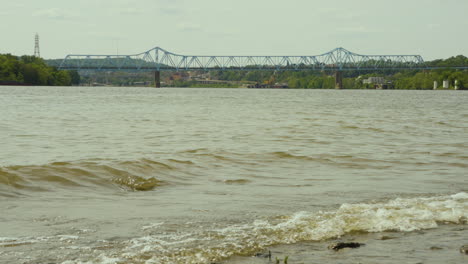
107;193;468;264
0;159;187;195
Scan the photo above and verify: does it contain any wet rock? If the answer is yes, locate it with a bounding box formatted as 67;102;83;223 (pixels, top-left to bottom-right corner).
429;246;444;250
459;216;467;224
328;242;365;251
379;235;396;240
254;250;272;260
460;245;468;254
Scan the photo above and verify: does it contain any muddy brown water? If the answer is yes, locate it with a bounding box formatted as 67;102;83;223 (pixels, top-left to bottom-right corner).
1;87;467;263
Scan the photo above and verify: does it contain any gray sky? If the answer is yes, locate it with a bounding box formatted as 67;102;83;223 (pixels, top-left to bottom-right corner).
1;0;467;60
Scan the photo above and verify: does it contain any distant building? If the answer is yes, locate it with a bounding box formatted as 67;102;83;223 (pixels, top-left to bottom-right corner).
169;72;190;81
272;83;289;88
362;76;393;89
190;73;210;81
131;81;151;87
363;77;386;85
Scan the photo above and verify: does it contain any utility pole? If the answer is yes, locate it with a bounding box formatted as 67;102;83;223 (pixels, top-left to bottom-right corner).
34;33;40;57
335;71;343;89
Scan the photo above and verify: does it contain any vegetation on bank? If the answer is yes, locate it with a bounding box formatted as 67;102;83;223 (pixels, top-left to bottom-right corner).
208;55;468;89
11;54;465;89
76;54;467;89
78;71;156;87
209;69;468;89
0;54;79;86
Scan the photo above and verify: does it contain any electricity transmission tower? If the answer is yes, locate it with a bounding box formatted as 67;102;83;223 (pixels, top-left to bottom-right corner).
34;33;40;57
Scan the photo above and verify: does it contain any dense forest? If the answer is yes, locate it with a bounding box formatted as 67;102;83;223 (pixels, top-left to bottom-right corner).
0;54;79;86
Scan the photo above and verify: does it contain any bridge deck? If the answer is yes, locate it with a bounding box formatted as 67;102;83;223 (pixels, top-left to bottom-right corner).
49;47;467;71
51;47;429;71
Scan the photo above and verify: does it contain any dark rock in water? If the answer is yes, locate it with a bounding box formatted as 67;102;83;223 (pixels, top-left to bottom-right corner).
328;242;365;251
379;235;396;240
254;250;272;260
429;246;444;250
459;216;467;225
460;245;468;254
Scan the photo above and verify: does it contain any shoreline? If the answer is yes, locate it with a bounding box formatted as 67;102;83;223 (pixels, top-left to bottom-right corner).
0;84;465;90
224;224;468;264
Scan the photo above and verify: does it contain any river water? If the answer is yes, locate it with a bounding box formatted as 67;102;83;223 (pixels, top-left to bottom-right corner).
0;86;467;264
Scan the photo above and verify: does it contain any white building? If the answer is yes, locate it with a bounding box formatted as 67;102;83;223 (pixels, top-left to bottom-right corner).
363;77;386;85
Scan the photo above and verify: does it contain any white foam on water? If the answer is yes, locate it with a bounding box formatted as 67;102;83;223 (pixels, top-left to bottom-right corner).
452;192;468;200
0;236;49;247
98;255;123;264
32;193;465;264
112;192;468;264
75;228;96;234
141;222;165;231
59;245;92;251
58;235;80;241
60;255;122;264
0;234;82;248
61;261;93;264
0;237;18;242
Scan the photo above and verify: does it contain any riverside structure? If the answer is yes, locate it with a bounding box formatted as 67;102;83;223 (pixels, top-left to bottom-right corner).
50;47;468;88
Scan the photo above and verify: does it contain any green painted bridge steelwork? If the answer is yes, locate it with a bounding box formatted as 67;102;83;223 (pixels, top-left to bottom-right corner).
49;47;467;88
53;47;434;72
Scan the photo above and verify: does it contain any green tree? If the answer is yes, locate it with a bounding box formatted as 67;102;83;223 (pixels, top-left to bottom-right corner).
68;70;81;85
0;54;73;86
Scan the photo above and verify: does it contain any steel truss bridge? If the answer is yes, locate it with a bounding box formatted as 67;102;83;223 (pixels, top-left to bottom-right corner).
52;47;467;88
56;47;429;72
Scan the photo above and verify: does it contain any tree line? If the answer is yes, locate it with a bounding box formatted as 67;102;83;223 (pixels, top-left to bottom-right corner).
21;54;466;89
208;55;468;89
0;54;80;86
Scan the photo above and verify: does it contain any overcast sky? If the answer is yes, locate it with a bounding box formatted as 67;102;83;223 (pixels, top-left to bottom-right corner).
1;0;467;60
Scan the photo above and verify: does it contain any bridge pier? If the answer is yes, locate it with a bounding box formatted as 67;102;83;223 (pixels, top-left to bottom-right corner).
335;71;343;89
154;71;161;88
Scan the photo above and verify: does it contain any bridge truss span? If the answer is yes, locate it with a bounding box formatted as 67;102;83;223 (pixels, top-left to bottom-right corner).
57;47;426;72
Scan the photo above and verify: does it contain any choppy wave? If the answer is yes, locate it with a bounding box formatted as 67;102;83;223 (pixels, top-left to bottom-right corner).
0;159;186;195
105;193;468;264
178;149;394;167
1;193;466;263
